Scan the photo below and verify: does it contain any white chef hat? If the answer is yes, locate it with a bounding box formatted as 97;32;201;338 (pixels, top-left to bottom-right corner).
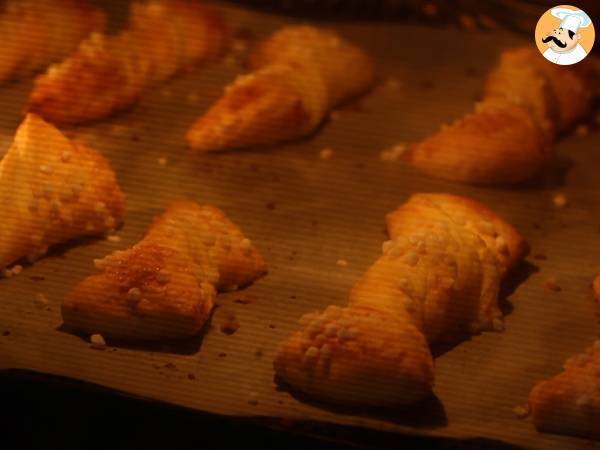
551;7;592;33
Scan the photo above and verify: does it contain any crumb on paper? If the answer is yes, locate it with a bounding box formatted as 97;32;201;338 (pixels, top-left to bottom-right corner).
330;111;341;121
221;284;239;293
513;404;529;419
336;259;348;267
255;348;263;358
545;277;561;293
385;77;401;89
478;14;498;29
90;333;106;350
224;54;237;67
109;124;129;137
158;157;167;166
319;147;334;160
247;392;259;406
10;265;22;276
593;278;600;303
218;352;227;358
266;201;276;210
2;330;10;337
552;193;568;209
187;373;196;380
164;362;177;370
575;124;589;137
187;92;199;105
234;293;257;305
421;2;438;16
232;39;248;54
459;14;477;31
107;235;120;242
380;144;406;161
34;293;49;308
220;313;240;335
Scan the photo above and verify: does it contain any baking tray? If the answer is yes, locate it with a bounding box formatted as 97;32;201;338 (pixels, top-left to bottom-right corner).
1;2;599;449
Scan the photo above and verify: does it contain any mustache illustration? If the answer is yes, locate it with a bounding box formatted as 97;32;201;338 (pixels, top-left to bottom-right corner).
542;35;567;48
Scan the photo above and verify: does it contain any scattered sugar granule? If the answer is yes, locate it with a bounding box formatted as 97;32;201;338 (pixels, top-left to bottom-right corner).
220;313;240;335
552;193;568;209
247;392;259;406
544;277;561;293
158;157;168;166
319;148;334;160
575;125;589;137
187;92;199;105
10;265;23;276
34;293;49;308
513;404;529;419
232;39;248;54
380;144;406;161
336;259;348;267
90;333;106;350
385;77;401;89
107;235;121;242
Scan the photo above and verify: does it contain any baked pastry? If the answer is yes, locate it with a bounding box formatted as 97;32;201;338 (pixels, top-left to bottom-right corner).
0;114;125;270
0;0;105;84
274;193;528;406
405;47;595;185
186;25;374;151
27;0;229;125
62;201;266;341
528;340;600;440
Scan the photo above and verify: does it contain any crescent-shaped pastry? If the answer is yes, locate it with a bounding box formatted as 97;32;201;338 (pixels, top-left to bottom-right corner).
186;25;375;151
405;47;595;185
0;0;105;83
27;0;229;125
0;114;125;271
62;201;266;341
274;193;528;406
528;340;600;440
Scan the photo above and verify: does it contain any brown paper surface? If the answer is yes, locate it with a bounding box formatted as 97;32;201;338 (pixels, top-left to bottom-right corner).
0;2;599;449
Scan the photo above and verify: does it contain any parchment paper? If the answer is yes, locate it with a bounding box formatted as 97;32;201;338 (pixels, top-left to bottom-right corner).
1;2;599;449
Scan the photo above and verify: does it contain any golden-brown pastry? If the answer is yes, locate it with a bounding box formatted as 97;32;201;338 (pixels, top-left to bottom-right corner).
405;47;594;185
186;25;374;151
27;0;229;125
62;201;266;341
0;114;125;270
528;340;600;440
0;0;105;84
274;193;528;407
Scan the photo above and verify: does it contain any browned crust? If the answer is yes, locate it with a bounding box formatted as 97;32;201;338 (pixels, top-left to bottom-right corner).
275;194;527;407
0;0;106;83
62;201;266;341
187;25;374;152
0;114;125;269
407;46;594;185
405;100;550;185
26;0;228;125
528;341;600;440
391;193;530;271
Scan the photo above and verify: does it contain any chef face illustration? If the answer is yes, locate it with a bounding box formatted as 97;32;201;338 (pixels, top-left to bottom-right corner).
542;26;580;53
535;6;594;65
